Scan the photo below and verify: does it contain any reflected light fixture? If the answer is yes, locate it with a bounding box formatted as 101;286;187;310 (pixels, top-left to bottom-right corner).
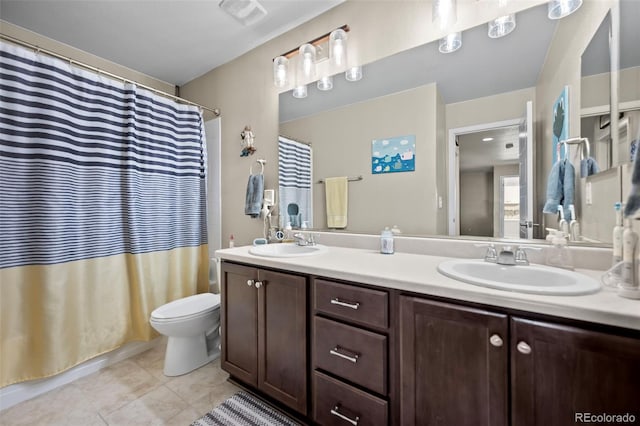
329;29;348;67
292;85;308;99
548;0;583;19
273;56;289;88
488;14;516;38
317;75;333;91
432;0;457;31
345;66;362;82
439;32;462;53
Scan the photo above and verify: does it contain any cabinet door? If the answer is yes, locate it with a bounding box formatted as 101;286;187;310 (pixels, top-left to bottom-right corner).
511;317;640;426
399;296;508;426
220;262;259;386
258;269;308;415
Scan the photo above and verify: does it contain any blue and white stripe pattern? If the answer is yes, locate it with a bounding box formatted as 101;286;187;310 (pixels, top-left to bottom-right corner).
0;42;207;268
278;136;312;227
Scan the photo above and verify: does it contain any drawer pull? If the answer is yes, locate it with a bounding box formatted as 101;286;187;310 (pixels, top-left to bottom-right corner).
329;346;359;363
489;334;503;347
247;279;254;286
330;404;360;425
331;298;360;310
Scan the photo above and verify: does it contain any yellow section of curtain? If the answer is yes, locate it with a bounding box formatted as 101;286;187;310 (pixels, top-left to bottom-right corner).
0;245;210;387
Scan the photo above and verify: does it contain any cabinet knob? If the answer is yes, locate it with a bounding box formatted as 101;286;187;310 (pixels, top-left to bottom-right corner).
247;279;254;287
489;334;503;347
255;281;263;288
517;341;532;354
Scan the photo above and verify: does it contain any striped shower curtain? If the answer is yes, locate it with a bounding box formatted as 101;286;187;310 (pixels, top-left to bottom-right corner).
0;42;209;386
278;136;312;228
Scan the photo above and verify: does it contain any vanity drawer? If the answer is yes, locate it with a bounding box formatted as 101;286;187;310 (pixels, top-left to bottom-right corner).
314;316;387;395
314;279;388;329
313;371;388;426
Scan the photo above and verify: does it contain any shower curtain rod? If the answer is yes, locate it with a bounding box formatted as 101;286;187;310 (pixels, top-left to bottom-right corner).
0;34;221;117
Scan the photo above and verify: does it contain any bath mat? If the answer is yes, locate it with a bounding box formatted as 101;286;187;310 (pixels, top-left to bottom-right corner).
190;391;301;426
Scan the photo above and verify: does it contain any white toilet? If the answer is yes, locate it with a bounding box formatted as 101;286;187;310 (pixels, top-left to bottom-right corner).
150;293;221;376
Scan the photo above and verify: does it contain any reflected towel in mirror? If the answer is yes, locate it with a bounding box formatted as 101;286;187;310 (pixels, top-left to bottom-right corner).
325;176;348;228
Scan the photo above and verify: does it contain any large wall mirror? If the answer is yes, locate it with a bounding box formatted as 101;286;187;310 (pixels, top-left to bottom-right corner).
279;0;639;247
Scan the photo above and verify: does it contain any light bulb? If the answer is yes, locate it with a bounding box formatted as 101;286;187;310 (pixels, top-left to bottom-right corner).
273;56;288;88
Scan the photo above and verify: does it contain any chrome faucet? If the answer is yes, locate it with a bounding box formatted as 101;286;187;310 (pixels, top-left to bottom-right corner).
293;232;315;246
478;244;539;266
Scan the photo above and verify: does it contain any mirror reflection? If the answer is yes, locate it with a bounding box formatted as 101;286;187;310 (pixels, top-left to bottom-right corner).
279;0;638;246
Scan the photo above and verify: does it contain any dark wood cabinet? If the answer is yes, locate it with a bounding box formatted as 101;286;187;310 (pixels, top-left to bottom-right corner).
221;262;308;415
511;317;640;426
399;296;509;426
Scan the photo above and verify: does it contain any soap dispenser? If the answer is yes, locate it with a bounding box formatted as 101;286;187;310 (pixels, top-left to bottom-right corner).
380;227;394;254
545;228;574;270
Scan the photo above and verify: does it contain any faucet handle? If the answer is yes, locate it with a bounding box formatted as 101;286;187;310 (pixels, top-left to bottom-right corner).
514;245;542;265
475;243;498;262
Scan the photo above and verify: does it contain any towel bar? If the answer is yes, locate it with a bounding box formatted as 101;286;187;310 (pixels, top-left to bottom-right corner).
316;175;363;184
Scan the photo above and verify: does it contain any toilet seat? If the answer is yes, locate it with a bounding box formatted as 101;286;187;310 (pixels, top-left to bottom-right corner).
151;293;220;322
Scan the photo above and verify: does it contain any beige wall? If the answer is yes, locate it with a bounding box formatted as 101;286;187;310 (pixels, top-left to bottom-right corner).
180;0;546;246
281;84;439;235
0;21;174;93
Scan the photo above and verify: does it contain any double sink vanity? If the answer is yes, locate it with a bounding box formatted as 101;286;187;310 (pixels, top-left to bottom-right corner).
216;239;640;425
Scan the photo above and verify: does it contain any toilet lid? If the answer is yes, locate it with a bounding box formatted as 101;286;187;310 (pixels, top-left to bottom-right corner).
151;293;220;320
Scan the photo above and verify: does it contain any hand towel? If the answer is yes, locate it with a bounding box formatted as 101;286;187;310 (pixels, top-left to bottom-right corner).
325;177;348;228
625;146;640;217
245;174;264;217
580;157;601;178
542;161;564;214
562;160;575;220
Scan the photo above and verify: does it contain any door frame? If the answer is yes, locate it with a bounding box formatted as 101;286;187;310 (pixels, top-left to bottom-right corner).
447;118;521;236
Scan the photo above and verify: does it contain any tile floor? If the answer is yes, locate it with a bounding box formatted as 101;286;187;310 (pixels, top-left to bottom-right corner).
0;341;241;425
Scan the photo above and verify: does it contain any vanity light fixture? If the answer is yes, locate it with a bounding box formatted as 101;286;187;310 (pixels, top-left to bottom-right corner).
439;32;462;54
433;0;457;31
329;28;348;67
548;0;583;19
273;56;289;88
488;14;516;38
298;43;317;81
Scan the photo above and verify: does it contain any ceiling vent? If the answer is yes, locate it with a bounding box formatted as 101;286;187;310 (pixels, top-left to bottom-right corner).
219;0;268;26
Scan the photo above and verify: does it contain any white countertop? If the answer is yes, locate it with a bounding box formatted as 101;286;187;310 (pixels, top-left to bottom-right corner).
215;245;640;331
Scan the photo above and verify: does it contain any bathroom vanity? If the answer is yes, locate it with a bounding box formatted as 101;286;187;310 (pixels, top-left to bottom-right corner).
217;245;640;426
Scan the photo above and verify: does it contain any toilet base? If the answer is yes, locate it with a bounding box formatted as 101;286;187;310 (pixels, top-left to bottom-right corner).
163;334;220;376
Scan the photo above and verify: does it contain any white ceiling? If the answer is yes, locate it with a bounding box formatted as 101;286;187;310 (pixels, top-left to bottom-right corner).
0;0;344;86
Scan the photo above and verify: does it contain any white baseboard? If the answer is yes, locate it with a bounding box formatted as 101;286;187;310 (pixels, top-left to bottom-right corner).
0;339;161;411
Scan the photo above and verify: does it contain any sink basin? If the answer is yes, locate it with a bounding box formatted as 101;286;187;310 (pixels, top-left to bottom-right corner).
437;259;600;296
249;243;328;258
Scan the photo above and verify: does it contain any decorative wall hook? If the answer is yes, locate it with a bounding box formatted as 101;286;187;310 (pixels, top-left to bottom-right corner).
240;125;256;157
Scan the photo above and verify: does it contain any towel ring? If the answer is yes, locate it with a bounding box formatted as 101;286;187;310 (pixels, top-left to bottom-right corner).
250;159;266;175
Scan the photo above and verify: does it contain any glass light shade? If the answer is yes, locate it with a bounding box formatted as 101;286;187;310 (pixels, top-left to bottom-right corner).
273;56;289;88
292;85;307;98
432;0;457;31
317;75;333;91
548;0;583;19
329;29;348;67
488;14;516;38
298;44;316;80
438;32;462;53
345;66;362;82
